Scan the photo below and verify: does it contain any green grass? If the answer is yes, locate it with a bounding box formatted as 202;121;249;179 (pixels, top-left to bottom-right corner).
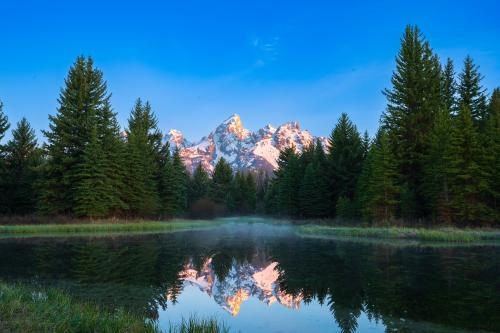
297;225;500;243
0;282;159;333
0;282;230;333
0;220;223;236
169;316;229;333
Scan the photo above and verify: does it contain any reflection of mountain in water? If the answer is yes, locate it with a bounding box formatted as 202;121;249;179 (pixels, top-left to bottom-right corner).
177;257;302;316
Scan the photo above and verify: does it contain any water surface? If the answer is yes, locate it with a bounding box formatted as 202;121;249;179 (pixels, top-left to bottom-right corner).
0;221;498;332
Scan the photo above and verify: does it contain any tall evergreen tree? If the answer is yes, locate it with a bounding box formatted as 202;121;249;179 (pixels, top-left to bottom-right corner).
382;25;441;218
230;171;247;214
244;173;257;213
158;142;173;215
423;109;453;222
0;101;10;214
4;118;41;214
446;106;490;224
276;147;301;217
169;148;189;215
327;113;364;215
188;163;210;205
482;88;500;220
441;58;457;114
0;101;8;144
209;157;233;211
457;56;488;125
366;130;400;221
96;100;128;214
74;126;109;217
124;99;163;216
40;56;119;216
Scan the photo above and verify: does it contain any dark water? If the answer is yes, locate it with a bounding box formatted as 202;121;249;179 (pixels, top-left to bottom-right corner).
0;222;499;333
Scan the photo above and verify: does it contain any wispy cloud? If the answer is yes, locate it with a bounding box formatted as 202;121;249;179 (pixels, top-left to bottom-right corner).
251;36;280;67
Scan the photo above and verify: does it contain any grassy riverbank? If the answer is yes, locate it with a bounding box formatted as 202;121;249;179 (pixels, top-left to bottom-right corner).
297;225;500;243
0;220;222;236
0;282;158;333
0;282;229;333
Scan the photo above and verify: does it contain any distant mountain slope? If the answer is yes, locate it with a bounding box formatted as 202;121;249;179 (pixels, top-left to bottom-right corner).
166;114;328;173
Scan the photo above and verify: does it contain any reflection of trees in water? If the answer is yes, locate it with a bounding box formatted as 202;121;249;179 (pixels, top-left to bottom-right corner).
0;231;499;332
271;239;500;333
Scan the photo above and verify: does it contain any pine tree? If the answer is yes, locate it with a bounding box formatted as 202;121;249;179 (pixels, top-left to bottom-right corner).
441;58;457;113
457;56;488;125
158;142;173;215
382;25;441;218
244;173;257;213
367;131;400;222
209;157;233;211
169;148;189;215
74;126;109;217
188;163;210;205
0;101;10;214
482;88;500;221
4;118;41;214
327;113;364;215
230;171;247;214
446;106;490;224
40;56;118;215
96;100;128;214
361;131;370;160
0;101;8;143
354;148;374;221
124;99;163;216
275;147;301;217
424;108;453;222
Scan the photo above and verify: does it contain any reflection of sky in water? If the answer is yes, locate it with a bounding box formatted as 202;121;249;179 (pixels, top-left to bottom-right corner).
159;257;385;332
0;222;498;333
160;285;385;333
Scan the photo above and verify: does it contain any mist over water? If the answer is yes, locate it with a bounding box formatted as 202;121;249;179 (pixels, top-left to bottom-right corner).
0;221;498;332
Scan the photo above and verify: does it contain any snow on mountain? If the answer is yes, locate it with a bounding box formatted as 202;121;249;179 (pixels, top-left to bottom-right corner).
176;257;303;316
167;129;191;149
165;114;328;173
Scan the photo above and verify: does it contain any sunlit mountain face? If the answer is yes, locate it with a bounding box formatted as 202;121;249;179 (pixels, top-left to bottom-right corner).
166;114;329;173
175;257;302;316
0;223;499;333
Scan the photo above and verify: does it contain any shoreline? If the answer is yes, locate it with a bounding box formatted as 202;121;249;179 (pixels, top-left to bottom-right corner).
296;225;500;243
0;220;223;236
0;217;499;243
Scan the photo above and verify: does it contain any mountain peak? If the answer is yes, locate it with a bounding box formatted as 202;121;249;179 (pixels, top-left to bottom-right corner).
217;113;249;140
168;114;327;173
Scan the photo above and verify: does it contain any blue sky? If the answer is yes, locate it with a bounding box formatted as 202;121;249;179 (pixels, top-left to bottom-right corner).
1;0;499;141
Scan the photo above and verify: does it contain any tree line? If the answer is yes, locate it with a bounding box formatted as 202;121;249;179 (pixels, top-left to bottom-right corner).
0;57;257;218
0;25;499;225
264;25;500;226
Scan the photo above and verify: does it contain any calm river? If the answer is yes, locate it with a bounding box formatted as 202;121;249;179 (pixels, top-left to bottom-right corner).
0;221;498;332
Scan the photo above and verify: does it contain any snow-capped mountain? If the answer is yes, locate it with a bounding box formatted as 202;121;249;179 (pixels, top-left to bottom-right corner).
175;257;303;316
166;114;328;173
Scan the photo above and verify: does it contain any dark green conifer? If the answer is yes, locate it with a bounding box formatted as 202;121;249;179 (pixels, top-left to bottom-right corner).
424;109;453;222
40;56;117;215
74;126;109;217
441;58;457;113
124;99;163;216
446;106;490;224
0;101;10;214
457;56;488;125
367;131;400;221
4;118;41;214
169;148;189;215
327;113;364;215
482;88;500;220
209;157;233;211
188;163;210;205
382;25;441;218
